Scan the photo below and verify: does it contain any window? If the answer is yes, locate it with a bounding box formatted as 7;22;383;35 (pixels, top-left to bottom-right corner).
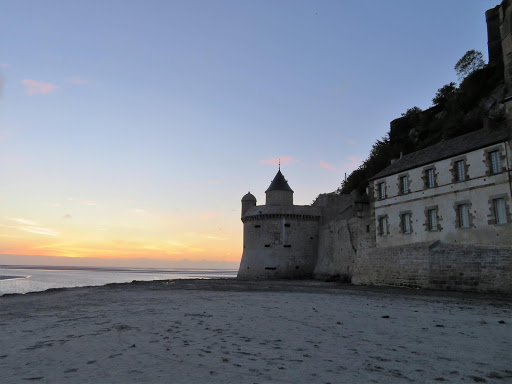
427;209;437;231
455;160;466;182
284;223;290;228
489;151;502;174
400;176;409;194
458;204;470;228
425;168;435;188
378;216;387;236
378;182;386;199
493;198;507;224
401;213;411;234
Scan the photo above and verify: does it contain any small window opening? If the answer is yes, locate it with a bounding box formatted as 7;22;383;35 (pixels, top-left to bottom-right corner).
457;204;470;228
264;244;270;248
400;176;409;194
284;223;290;228
366;225;370;233
265;267;276;270
295;266;299;270
254;225;261;228
426;168;435;188
283;244;291;248
493;198;507;224
455;160;466;182
490;151;501;174
427;209;438;231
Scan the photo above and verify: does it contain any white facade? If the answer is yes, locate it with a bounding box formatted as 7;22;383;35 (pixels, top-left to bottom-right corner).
372;140;512;247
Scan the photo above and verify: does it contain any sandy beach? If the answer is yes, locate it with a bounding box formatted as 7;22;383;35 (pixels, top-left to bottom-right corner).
1;279;511;383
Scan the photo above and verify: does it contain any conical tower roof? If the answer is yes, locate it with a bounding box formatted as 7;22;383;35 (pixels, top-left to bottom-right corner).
265;170;294;192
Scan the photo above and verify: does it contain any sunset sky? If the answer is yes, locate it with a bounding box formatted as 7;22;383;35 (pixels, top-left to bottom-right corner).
0;1;500;266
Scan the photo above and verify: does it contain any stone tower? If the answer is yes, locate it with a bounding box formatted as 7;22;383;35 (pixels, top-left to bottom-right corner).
241;192;256;218
265;169;293;206
237;168;321;279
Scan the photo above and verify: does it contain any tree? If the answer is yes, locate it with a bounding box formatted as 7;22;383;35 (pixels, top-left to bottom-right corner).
454;50;485;81
432;82;458;106
401;106;422;117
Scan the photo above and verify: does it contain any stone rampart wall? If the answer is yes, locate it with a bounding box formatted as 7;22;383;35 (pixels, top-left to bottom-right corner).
352;242;512;293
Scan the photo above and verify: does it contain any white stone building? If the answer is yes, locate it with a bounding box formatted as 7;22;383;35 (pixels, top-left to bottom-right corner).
369;126;512;247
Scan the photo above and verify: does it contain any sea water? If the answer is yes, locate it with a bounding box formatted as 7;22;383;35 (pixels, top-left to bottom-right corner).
0;265;237;295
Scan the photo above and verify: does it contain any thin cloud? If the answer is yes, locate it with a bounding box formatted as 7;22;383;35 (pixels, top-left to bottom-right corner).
66;77;90;85
10;217;38;226
63;214;72;219
6;217;60;237
22;79;59;95
81;200;97;206
343;138;356;145
45;202;62;207
129;209;147;214
261;156;294;165
343;156;363;171
0;63;9;67
320;161;339;172
21;226;59;236
206;235;225;240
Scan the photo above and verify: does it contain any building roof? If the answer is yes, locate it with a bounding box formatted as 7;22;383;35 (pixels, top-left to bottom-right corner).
265;170;294;193
370;126;510;181
241;192;256;201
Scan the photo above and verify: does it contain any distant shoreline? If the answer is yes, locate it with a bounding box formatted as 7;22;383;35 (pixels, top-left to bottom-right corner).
0;275;28;281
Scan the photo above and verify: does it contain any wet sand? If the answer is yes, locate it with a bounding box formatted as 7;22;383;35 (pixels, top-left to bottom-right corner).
1;279;511;383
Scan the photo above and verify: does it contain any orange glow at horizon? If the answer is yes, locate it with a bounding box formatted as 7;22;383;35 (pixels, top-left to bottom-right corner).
0;208;243;263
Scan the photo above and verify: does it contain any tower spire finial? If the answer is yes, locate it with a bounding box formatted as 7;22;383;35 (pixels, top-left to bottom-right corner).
279;158;281;171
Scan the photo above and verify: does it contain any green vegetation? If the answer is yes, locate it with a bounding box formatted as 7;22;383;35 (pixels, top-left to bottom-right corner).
338;50;505;195
455;50;486;81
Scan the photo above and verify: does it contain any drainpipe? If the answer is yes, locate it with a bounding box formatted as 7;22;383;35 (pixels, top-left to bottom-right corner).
506;140;512;199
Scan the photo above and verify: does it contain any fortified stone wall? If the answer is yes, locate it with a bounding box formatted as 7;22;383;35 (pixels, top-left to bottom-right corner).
313;215;373;281
238;205;320;279
312;192;374;281
352;242;512;293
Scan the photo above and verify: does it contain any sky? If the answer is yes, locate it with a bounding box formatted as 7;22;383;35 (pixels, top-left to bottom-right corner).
0;0;502;267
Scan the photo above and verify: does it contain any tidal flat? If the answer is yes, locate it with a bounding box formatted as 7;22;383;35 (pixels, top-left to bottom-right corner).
0;279;510;383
